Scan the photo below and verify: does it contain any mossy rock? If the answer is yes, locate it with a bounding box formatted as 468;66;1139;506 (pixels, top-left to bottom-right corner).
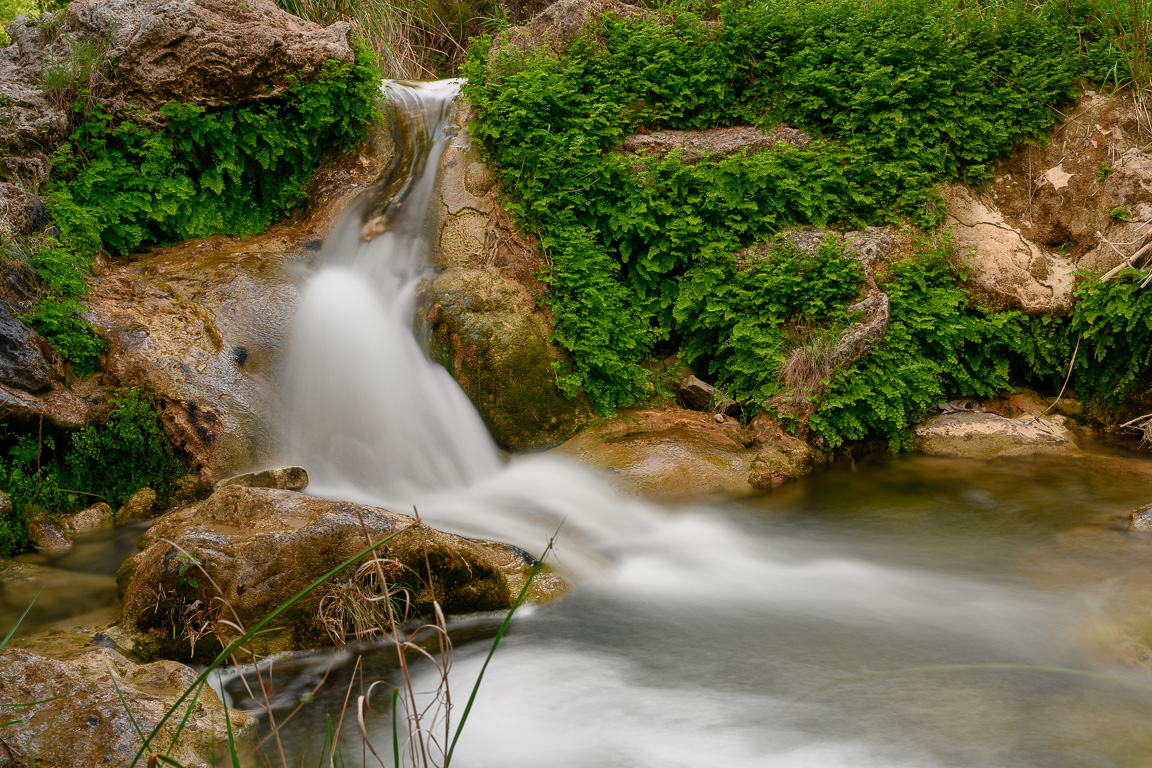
116;486;558;662
421;266;590;451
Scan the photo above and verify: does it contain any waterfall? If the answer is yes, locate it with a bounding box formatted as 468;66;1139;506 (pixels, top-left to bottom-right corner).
284;80;657;573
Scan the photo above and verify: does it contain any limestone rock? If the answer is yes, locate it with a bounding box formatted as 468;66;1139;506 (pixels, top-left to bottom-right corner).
0;0;353;186
0;646;252;768
115;486;156;524
493;0;646;61
744;412;824;489
423;266;590;451
27;517;70;551
943;184;1075;314
0;490;11;517
741;226;894;271
829;290;890;369
0;181;47;237
552;407;763;498
913;411;1076;458
60;502;114;533
118;486;548;659
621;124;811;161
0;381;94;430
214;465;309;492
0;304;52;393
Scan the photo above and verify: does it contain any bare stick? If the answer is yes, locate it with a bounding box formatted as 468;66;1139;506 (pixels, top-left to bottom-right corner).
1043;336;1082;416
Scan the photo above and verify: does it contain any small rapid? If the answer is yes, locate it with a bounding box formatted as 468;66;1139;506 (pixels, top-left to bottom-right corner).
264;79;1152;767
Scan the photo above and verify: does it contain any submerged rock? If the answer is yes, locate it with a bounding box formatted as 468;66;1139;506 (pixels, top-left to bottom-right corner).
0;646;251;768
118;486;556;660
27;517;70;552
1130;503;1152;531
60;502;115;533
913;411;1076;458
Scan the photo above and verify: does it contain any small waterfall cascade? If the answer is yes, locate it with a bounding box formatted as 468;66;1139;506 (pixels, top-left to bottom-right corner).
286;80;502;504
284;80;656;572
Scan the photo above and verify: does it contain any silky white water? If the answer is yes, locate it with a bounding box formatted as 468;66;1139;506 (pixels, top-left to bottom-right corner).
262;80;1152;767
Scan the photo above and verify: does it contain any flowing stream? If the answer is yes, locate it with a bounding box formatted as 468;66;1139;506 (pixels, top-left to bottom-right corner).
252;79;1152;766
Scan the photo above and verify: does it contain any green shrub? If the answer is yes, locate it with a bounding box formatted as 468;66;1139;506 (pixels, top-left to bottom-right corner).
47;54;378;256
0;388;186;557
462;0;1085;412
808;240;1022;449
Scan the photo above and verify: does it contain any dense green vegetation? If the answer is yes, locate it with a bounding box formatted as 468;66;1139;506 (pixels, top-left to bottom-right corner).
0;389;185;557
463;0;1152;445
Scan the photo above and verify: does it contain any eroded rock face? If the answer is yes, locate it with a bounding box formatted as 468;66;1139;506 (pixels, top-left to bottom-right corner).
913;411;1076;458
944;184;1076;314
0;646;252;768
620;124;811;161
215;465;308;491
492;0;646;61
0;0;353;188
422;100;591;451
118;486;549;660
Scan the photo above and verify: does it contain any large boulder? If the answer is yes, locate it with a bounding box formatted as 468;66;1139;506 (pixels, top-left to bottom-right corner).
117;486;557;660
0;646;251;768
421;99;591;450
913;410;1077;458
0;0;354;187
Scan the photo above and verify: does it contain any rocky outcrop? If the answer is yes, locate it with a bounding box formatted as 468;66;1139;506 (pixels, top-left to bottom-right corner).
943;184;1076;314
913;411;1076;458
740;226;895;271
492;0;646;62
620;124;811;161
421;100;591;451
117;486;556;660
743;412;825;489
0;646;252;768
0;0;354;190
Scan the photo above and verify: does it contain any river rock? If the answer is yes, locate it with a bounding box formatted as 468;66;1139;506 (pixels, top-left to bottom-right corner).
677;374;727;412
27;517;70;552
214;465;308;492
117;485;551;660
552;407;765;497
115;487;156;525
744;412;825;489
60;502;114;533
0;646;252;768
912;411;1076;458
0;0;354;187
1130;503;1152;531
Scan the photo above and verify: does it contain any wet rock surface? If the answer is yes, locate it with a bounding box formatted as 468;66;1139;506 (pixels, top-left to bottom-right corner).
115;487;156;525
553;407;815;497
422;99;591;450
0;646;252;768
117;486;555;659
214;465;309;492
913;411;1077;458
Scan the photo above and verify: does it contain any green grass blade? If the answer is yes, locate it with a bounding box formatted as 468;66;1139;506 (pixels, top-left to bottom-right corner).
0;696;62;708
1;590;40;652
444;542;550;766
130;527;411;767
391;687;400;768
163;680;205;758
221;681;241;768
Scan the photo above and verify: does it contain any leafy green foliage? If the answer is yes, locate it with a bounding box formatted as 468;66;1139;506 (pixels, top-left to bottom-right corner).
0;388;186;557
809;241;1021;449
14;237;104;375
463;0;1084;412
47;54;379;256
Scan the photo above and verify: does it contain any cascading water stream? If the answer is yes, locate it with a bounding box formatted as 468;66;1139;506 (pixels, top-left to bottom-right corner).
263;79;1152;767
